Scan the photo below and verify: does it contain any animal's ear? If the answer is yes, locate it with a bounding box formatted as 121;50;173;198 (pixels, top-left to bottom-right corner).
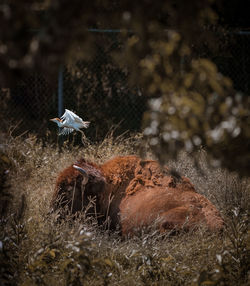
73;165;89;184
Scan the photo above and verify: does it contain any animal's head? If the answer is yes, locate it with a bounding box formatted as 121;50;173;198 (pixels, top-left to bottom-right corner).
52;160;106;215
50;118;62;125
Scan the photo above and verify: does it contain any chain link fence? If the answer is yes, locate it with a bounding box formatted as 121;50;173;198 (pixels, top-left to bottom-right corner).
213;32;250;95
1;31;250;141
1;31;147;142
62;31;147;140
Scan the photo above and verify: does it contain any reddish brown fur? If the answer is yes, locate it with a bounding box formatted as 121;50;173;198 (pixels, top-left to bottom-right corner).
51;155;223;236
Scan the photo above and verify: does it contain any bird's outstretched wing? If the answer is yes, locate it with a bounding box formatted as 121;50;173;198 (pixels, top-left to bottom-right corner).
59;127;75;135
61;109;84;124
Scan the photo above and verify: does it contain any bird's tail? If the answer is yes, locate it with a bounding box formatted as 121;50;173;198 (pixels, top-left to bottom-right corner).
83;121;90;128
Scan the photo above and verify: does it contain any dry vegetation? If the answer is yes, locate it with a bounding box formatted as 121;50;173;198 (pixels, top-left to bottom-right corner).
0;131;249;286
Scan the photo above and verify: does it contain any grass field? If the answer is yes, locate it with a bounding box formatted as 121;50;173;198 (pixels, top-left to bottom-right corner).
0;132;249;286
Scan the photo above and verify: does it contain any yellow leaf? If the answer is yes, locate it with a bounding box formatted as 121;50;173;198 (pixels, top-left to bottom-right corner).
160;256;173;262
219;102;227;114
127;35;139;47
1;154;11;164
104;259;113;267
49;249;56;259
209;78;223;95
184;73;194;88
201;281;216;286
199;59;217;73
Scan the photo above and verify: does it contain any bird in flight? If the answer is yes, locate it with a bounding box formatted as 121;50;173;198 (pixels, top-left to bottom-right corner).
50;109;90;143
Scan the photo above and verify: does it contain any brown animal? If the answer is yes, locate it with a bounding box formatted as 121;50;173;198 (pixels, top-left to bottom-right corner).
51;155;223;236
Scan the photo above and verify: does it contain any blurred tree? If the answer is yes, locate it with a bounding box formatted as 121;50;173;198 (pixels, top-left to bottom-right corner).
63;33;146;139
0;0;249;175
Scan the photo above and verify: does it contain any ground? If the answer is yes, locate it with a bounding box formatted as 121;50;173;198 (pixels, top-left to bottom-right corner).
0;132;249;286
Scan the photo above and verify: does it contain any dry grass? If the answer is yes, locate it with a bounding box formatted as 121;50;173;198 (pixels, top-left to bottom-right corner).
0;131;249;286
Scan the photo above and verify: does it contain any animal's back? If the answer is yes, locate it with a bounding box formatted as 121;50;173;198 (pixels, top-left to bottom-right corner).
119;159;223;236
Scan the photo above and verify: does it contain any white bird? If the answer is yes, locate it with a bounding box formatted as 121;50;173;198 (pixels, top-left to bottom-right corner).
50;109;90;142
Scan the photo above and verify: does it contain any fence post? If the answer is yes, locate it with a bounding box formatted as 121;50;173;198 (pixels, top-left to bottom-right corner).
58;65;64;117
58;66;64;149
